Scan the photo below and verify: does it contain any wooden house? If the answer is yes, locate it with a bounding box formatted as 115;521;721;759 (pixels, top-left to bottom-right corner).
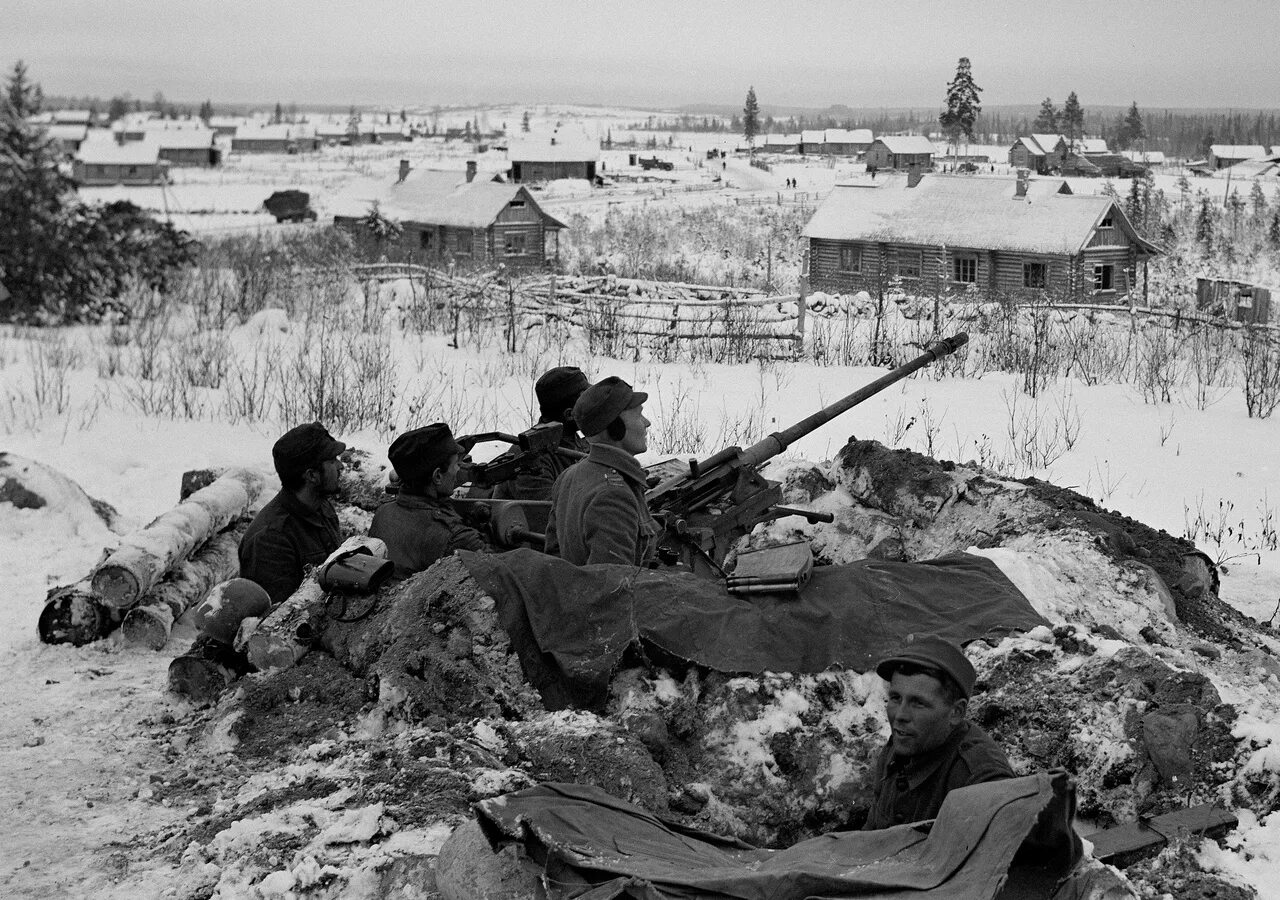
864;135;935;171
812;128;874;156
508;140;599;182
761;134;801;153
231;124;320;154
802;173;1161;301
1208;145;1266;169
73;140;167;186
1008;134;1067;174
331;163;568;268
150;127;221;166
45;123;89;155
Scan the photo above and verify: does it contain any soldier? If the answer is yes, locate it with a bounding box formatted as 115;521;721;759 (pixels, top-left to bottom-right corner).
492;365;591;502
545;376;660;567
863;634;1014;830
238;422;345;605
370;423;488;580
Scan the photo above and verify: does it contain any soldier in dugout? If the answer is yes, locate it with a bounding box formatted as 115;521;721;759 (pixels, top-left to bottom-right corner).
544;376;660;567
370;423;489;581
238;421;345;604
862;634;1014;829
492;365;592;502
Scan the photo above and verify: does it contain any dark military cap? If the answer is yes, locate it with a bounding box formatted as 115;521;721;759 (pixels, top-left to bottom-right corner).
875;634;977;699
572;376;648;438
535;366;590;419
272;422;346;475
388;423;465;485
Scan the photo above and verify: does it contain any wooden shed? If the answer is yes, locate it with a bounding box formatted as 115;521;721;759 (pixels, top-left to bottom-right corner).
864;136;935;171
73;140;168;186
332;165;568;269
508;139;599;183
802;173;1161;302
1008;134;1067;174
1196;277;1272;325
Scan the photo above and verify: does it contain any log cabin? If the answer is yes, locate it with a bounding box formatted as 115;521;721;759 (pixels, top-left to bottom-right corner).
864;135;936;172
1008;134;1067;174
803;172;1161;302
332;162;568;269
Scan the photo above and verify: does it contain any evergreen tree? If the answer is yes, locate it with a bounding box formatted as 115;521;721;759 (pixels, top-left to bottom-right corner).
6;60;38;118
1116;101;1145;150
1061;92;1084;150
151;91;166;114
198;99;214;123
1033;97;1058;133
108;95;129;122
742;86;759;152
1196;196;1215;251
521;110;530;132
1249;180;1267;218
273;102;283;124
939;57;983;155
1268;209;1280;249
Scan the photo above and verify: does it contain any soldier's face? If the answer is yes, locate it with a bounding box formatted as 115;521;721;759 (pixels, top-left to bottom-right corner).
884;671;965;758
436;453;461;496
619;405;650;455
314;457;342;495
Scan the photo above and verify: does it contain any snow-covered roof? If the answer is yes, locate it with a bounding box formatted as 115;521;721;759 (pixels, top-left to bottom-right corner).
150;128;216;150
824;128;873;144
234;124;316;141
800;130;824;143
331;167;568;230
1224;154;1280;178
870;135;936;155
45;123;89;142
76;139;162;165
762;134;801;146
802;174;1159;256
1211;144;1266;160
52;109;92;125
208;116;248;129
1121;150;1166;164
507;139;598;162
1079;138;1109;154
1024;134;1067;155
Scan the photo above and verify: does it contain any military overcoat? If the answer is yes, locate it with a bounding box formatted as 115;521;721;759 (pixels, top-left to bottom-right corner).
544;442;659;567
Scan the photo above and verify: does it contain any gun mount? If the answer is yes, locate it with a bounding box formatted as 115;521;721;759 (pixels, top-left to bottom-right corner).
646;333;969;576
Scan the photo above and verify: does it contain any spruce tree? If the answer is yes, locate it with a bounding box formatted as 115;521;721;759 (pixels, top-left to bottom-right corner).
1117;101;1145;149
742;86;759;152
1033;97;1059;133
521;110;530;132
6;60;38;118
1061;92;1084;150
939;57;983;155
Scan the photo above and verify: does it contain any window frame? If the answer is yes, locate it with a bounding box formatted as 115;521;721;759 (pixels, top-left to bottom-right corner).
504;231;528;256
838;245;862;274
896;248;922;279
453;229;472;256
419;229;435;251
1023;260;1048;289
953;254;977;284
1093;263;1114;292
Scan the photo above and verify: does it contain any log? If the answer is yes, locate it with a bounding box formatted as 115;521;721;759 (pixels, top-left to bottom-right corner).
243;535;386;672
168;636;252;704
37;581;119;646
91;468;267;610
121;527;246;651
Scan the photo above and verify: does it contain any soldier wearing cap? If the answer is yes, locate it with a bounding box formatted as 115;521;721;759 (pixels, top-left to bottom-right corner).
545;376;660;567
370;422;488;580
239;422;346;605
862;633;1014;830
492;366;592;502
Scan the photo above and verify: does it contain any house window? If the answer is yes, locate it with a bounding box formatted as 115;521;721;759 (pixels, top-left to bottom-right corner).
1099;213;1114;228
1093;263;1114;291
953;255;977;284
1023;261;1047;289
508;199;526;208
839;245;862;273
504;232;528;256
453;230;471;255
419;230;434;250
896;249;922;279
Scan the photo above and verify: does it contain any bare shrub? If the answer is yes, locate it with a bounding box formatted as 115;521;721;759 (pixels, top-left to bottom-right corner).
1133;321;1181;404
1181;323;1235;410
26;333;77;415
1241;328;1280;419
651;377;707;456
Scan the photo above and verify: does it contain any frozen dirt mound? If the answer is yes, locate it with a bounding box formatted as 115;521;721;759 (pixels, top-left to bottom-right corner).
119;438;1280;898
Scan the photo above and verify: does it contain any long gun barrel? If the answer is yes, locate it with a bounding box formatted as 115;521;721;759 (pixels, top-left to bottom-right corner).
738;332;968;468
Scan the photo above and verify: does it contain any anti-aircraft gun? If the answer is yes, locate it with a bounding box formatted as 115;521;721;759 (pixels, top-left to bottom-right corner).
646;333;969;577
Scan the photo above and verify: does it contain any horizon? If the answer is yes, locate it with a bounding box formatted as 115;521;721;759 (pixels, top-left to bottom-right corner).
9;0;1280;111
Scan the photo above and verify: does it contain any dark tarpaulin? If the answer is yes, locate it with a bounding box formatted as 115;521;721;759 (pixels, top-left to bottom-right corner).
459;549;1047;709
475;773;1081;900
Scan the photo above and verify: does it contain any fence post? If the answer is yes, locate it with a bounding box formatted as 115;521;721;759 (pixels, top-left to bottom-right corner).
507;282;517;353
796;247;810;358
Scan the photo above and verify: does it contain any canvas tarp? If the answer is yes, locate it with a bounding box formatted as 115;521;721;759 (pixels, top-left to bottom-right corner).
460;549;1047;709
474;772;1083;900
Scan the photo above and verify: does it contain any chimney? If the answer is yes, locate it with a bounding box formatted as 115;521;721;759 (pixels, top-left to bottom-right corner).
465;160;477;183
1015;168;1030;198
906;162;923;188
397;159;411;183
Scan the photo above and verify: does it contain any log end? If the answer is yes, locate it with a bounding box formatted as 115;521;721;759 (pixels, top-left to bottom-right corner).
168;653;235;703
91;565;142;610
122;606;174;651
38;589;115;645
244;633;304;673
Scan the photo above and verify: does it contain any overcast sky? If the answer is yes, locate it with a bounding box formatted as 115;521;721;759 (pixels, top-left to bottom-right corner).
7;0;1278;110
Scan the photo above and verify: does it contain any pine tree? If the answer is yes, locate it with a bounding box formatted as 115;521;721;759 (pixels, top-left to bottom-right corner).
1268;209;1280;249
1196;196;1215;252
273;102;283;125
1116;101;1145;150
1061;92;1084;150
1033;97;1058;133
939;57;983;156
521;110;530;132
198;99;214;123
742;86;759;152
108;96;129;122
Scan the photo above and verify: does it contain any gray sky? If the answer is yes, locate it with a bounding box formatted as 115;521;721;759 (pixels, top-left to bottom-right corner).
7;0;1278;110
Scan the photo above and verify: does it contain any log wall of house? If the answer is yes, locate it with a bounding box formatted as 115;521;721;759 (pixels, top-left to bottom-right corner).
515;160;593;182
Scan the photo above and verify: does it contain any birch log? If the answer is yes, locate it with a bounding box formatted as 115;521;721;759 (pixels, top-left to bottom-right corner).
91;468;267;610
121;526;246;651
37;581;118;645
243;535;387;672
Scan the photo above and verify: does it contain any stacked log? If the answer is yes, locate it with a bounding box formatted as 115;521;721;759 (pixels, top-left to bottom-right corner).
92;468;267;609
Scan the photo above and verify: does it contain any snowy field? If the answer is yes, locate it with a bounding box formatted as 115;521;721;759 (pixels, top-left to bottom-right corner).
2;105;1280;897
